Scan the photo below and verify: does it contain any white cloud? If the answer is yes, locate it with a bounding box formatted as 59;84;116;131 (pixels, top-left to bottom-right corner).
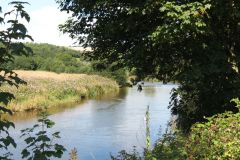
25;6;76;46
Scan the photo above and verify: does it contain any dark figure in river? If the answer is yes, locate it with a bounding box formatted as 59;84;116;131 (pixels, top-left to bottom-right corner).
137;84;143;92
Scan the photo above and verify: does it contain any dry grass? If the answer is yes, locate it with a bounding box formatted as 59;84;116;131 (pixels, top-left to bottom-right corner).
1;70;119;112
15;70;89;81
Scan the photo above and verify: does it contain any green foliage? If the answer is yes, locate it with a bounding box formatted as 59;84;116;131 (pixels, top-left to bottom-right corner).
6;43;94;74
141;113;187;160
0;1;32;159
111;69;129;87
152;100;240;160
110;125;186;160
21;109;66;160
186;99;240;159
0;120;16;159
92;61;129;86
150;129;187;160
110;129;187;160
57;0;240;131
110;146;142;160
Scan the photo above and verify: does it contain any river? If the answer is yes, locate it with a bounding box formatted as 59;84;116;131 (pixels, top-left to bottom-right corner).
7;82;177;159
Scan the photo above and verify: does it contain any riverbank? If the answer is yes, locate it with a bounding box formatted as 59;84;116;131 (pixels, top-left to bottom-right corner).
2;70;119;112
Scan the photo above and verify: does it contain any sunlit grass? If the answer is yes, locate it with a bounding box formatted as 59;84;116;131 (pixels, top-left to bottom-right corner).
1;70;119;112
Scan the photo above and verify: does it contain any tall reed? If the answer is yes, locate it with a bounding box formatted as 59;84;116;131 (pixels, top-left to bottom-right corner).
1;71;119;112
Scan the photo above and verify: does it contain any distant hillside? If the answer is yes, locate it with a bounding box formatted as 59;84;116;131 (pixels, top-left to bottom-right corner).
5;43;93;73
3;43;129;86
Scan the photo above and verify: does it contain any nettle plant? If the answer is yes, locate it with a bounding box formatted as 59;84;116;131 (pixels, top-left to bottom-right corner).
21;109;66;160
0;1;33;159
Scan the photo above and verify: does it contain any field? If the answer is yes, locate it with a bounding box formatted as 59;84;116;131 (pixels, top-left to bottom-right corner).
2;70;119;112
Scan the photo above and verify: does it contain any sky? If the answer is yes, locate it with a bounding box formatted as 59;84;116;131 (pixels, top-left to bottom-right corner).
0;0;76;47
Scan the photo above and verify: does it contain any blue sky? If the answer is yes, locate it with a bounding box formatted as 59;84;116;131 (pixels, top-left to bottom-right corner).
0;0;75;46
1;0;56;10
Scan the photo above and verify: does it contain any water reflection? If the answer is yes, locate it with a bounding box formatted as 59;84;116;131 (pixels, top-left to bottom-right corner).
6;91;121;122
143;86;156;97
4;101;87;122
7;83;177;160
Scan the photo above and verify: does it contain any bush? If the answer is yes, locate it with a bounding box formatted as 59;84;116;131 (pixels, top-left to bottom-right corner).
110;69;129;86
151;129;187;160
186;99;240;159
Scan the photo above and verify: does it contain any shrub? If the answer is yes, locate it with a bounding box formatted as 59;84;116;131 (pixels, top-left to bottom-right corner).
186;99;240;159
151;129;187;160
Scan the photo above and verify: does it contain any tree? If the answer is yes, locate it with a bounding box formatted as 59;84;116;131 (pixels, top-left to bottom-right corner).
57;0;240;131
0;1;33;159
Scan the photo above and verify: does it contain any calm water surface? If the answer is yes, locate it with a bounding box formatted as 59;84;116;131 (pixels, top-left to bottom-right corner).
8;82;177;159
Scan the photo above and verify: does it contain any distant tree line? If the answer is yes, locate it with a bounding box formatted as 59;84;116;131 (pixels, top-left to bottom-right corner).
4;43;128;86
4;43;93;73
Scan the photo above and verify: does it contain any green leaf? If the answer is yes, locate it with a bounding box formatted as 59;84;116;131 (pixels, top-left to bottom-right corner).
24;137;35;144
0;106;13;115
21;149;30;158
0;92;15;105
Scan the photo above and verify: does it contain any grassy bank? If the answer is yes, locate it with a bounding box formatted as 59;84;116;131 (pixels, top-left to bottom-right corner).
2;70;119;112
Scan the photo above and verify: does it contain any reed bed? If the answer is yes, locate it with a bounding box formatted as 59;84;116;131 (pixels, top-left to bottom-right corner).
1;70;119;112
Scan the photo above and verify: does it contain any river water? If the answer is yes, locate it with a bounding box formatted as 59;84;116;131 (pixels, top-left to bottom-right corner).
7;82;177;159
